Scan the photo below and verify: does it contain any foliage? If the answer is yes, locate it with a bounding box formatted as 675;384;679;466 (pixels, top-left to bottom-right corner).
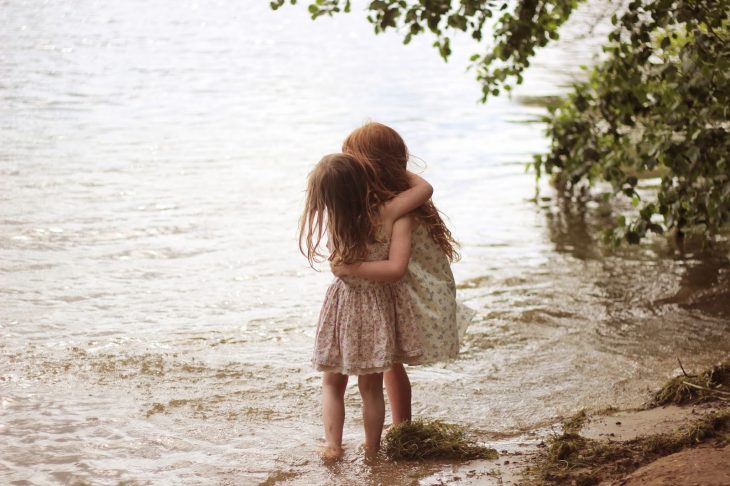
270;0;581;101
534;0;730;244
272;0;730;244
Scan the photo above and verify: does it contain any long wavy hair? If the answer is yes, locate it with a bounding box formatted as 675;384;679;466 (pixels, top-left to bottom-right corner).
299;153;380;267
342;122;459;261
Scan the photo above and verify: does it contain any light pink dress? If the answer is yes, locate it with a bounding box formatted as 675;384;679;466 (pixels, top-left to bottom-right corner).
312;238;423;375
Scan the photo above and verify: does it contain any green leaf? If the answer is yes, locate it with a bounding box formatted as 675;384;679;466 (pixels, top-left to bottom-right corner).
269;0;730;247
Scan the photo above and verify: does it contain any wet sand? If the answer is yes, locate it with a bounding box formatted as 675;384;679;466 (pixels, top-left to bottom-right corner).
619;444;730;486
403;403;730;485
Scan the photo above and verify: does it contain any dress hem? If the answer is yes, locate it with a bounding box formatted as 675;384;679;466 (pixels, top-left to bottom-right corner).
313;352;423;376
405;350;460;366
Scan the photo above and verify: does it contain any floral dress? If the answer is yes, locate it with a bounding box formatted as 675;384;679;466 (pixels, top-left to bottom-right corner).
404;223;474;364
312;238;424;375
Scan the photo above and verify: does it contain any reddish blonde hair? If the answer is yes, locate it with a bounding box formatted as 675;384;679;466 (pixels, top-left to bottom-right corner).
343;122;459;261
298;153;380;267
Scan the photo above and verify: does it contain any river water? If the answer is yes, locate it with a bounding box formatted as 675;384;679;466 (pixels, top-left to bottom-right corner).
1;1;729;484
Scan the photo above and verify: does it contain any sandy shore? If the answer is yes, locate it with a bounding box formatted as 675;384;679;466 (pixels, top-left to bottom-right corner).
412;403;730;485
616;444;730;485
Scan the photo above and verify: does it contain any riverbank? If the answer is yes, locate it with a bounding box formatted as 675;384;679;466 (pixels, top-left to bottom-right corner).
409;362;730;485
525;404;730;485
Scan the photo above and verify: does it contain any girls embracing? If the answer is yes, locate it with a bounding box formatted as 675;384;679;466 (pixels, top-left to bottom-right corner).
299;122;473;459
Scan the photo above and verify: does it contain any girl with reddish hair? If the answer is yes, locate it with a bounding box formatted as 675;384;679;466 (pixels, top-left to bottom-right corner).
332;122;473;425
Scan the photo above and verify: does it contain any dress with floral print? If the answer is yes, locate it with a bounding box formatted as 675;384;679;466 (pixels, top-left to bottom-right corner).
312;237;424;375
405;223;474;364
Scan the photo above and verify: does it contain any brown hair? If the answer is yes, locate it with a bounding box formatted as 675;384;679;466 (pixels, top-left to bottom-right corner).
342;122;459;261
298;153;380;267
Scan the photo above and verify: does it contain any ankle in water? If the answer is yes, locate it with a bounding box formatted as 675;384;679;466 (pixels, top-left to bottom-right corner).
318;444;344;461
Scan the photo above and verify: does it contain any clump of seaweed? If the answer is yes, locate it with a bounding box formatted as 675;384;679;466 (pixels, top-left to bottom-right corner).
382;419;498;461
525;407;730;485
561;409;588;434
648;360;730;407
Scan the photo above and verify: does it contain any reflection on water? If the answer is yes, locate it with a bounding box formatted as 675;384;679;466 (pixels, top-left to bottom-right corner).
1;0;729;484
542;195;608;260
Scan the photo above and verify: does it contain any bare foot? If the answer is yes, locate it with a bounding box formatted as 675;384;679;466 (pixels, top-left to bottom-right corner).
318;444;343;461
361;443;380;456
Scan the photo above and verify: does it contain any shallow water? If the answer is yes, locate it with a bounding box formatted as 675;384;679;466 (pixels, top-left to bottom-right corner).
1;1;729;484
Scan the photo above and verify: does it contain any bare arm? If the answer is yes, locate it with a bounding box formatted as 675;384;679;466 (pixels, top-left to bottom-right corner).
380;172;432;225
332;215;413;283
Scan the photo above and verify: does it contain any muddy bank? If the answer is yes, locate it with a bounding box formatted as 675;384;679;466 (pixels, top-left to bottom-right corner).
396;362;730;486
484;362;730;486
618;445;730;486
401;406;727;485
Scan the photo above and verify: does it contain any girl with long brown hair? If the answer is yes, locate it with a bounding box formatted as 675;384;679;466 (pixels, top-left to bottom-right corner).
299;153;433;458
332;122;474;425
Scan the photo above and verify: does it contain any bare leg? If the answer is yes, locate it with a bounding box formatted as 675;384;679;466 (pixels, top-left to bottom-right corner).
384;363;411;424
357;372;385;452
322;372;348;458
